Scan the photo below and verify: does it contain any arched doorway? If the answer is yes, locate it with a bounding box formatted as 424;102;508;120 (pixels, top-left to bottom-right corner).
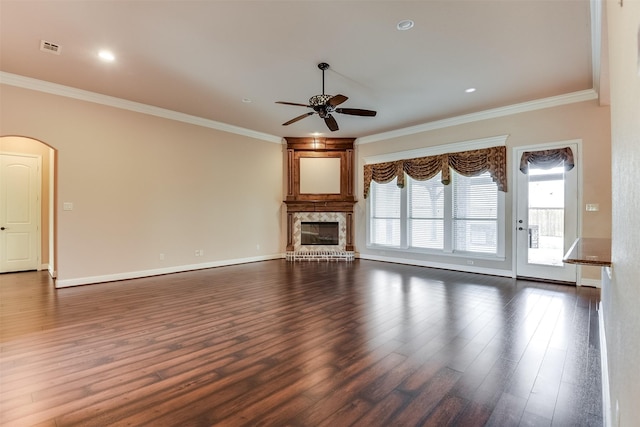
0;136;56;276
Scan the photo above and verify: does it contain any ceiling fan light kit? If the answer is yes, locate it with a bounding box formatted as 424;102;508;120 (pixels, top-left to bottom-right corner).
276;62;377;132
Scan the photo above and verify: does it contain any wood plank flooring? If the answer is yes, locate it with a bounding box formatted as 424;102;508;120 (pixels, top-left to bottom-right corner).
0;260;602;426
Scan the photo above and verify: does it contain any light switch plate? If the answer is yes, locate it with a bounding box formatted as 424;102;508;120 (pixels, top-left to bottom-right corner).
586;203;599;212
63;202;73;211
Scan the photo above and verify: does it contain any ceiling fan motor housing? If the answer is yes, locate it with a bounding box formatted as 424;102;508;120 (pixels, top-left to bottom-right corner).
309;94;332;106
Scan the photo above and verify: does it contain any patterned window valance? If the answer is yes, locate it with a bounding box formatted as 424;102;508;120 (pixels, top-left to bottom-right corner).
519;147;574;174
363;145;507;198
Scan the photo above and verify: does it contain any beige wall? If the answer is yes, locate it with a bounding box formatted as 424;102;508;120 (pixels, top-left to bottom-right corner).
604;0;640;425
0;135;53;267
356;99;611;281
0;84;284;285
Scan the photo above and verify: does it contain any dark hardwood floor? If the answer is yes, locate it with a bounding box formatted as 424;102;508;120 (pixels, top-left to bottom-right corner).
0;260;602;426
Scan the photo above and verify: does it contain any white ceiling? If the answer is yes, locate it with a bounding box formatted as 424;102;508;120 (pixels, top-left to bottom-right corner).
0;1;595;139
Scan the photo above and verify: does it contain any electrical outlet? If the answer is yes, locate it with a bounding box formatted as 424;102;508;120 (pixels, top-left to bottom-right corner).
467;260;474;265
256;244;260;251
195;250;200;257
159;253;165;261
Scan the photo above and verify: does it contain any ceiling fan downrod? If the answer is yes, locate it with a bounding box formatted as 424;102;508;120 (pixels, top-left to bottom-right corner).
318;62;329;95
309;62;332;106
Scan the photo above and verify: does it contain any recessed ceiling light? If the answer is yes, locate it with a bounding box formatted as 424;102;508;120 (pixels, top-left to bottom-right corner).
465;87;477;93
98;50;115;62
242;98;252;103
397;20;414;31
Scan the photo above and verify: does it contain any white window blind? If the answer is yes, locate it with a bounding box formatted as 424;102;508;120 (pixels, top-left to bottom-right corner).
370;178;401;246
408;174;444;250
452;171;498;254
368;170;501;257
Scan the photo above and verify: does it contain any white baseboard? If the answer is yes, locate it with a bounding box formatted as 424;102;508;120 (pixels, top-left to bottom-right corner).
580;278;602;288
54;254;283;288
358;253;514;278
38;264;58;278
599;301;612;427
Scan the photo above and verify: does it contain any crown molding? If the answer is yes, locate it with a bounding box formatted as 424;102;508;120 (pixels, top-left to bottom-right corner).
357;89;598;145
1;71;598;147
0;72;283;144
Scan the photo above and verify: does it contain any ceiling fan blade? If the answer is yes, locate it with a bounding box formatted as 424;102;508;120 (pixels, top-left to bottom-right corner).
276;101;311;107
335;108;377;117
282;112;314;126
324;114;339;132
327;94;348;107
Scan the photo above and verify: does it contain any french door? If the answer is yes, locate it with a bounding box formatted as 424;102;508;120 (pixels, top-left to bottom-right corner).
515;144;578;282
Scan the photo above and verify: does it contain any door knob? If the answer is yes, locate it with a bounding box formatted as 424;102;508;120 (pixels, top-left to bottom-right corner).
0;227;6;230
518;227;524;231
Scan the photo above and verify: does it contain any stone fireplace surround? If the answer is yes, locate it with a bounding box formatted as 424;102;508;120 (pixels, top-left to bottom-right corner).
284;137;356;261
286;212;354;261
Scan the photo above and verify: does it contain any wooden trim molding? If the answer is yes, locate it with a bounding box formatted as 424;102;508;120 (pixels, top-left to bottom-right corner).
283;137;357;253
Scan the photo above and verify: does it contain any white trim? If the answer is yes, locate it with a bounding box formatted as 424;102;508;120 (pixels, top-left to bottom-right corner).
590;0;603;96
363;134;509;165
1;72;598;148
54;254;283;288
49;150;55;277
579;278;601;288
359;253;514;278
599;301;612;427
0;72;283;144
357;90;598;145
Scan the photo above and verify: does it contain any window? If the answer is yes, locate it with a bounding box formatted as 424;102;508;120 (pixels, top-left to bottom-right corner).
408;173;444;250
369;177;401;246
452;172;498;254
369;170;503;257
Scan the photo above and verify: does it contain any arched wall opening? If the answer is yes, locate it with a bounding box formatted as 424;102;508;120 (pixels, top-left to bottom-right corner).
0;135;57;278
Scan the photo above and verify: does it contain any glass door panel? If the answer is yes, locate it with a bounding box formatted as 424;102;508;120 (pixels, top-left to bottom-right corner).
527;167;565;266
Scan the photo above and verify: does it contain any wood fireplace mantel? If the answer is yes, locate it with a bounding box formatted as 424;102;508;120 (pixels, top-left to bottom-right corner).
284;200;355;212
284;137;356;252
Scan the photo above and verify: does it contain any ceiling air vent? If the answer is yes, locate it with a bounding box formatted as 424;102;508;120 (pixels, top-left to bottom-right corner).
40;40;61;55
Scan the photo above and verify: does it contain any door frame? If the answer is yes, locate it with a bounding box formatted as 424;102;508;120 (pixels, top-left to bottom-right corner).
0;152;42;273
511;139;583;282
0;137;57;279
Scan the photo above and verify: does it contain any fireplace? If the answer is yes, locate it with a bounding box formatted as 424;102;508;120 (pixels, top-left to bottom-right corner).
286;213;353;261
284;137;356;261
301;222;339;246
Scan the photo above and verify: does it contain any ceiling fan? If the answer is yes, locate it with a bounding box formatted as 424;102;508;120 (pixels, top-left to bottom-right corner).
276;62;377;132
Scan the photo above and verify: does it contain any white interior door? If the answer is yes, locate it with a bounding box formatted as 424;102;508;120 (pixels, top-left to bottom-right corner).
0;153;41;273
515;144;578;283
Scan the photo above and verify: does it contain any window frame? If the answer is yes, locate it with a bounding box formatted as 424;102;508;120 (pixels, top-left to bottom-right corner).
364;136;508;260
367;172;505;259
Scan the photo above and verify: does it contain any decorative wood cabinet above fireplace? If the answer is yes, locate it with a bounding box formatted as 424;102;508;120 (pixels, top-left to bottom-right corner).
284;137;356;252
